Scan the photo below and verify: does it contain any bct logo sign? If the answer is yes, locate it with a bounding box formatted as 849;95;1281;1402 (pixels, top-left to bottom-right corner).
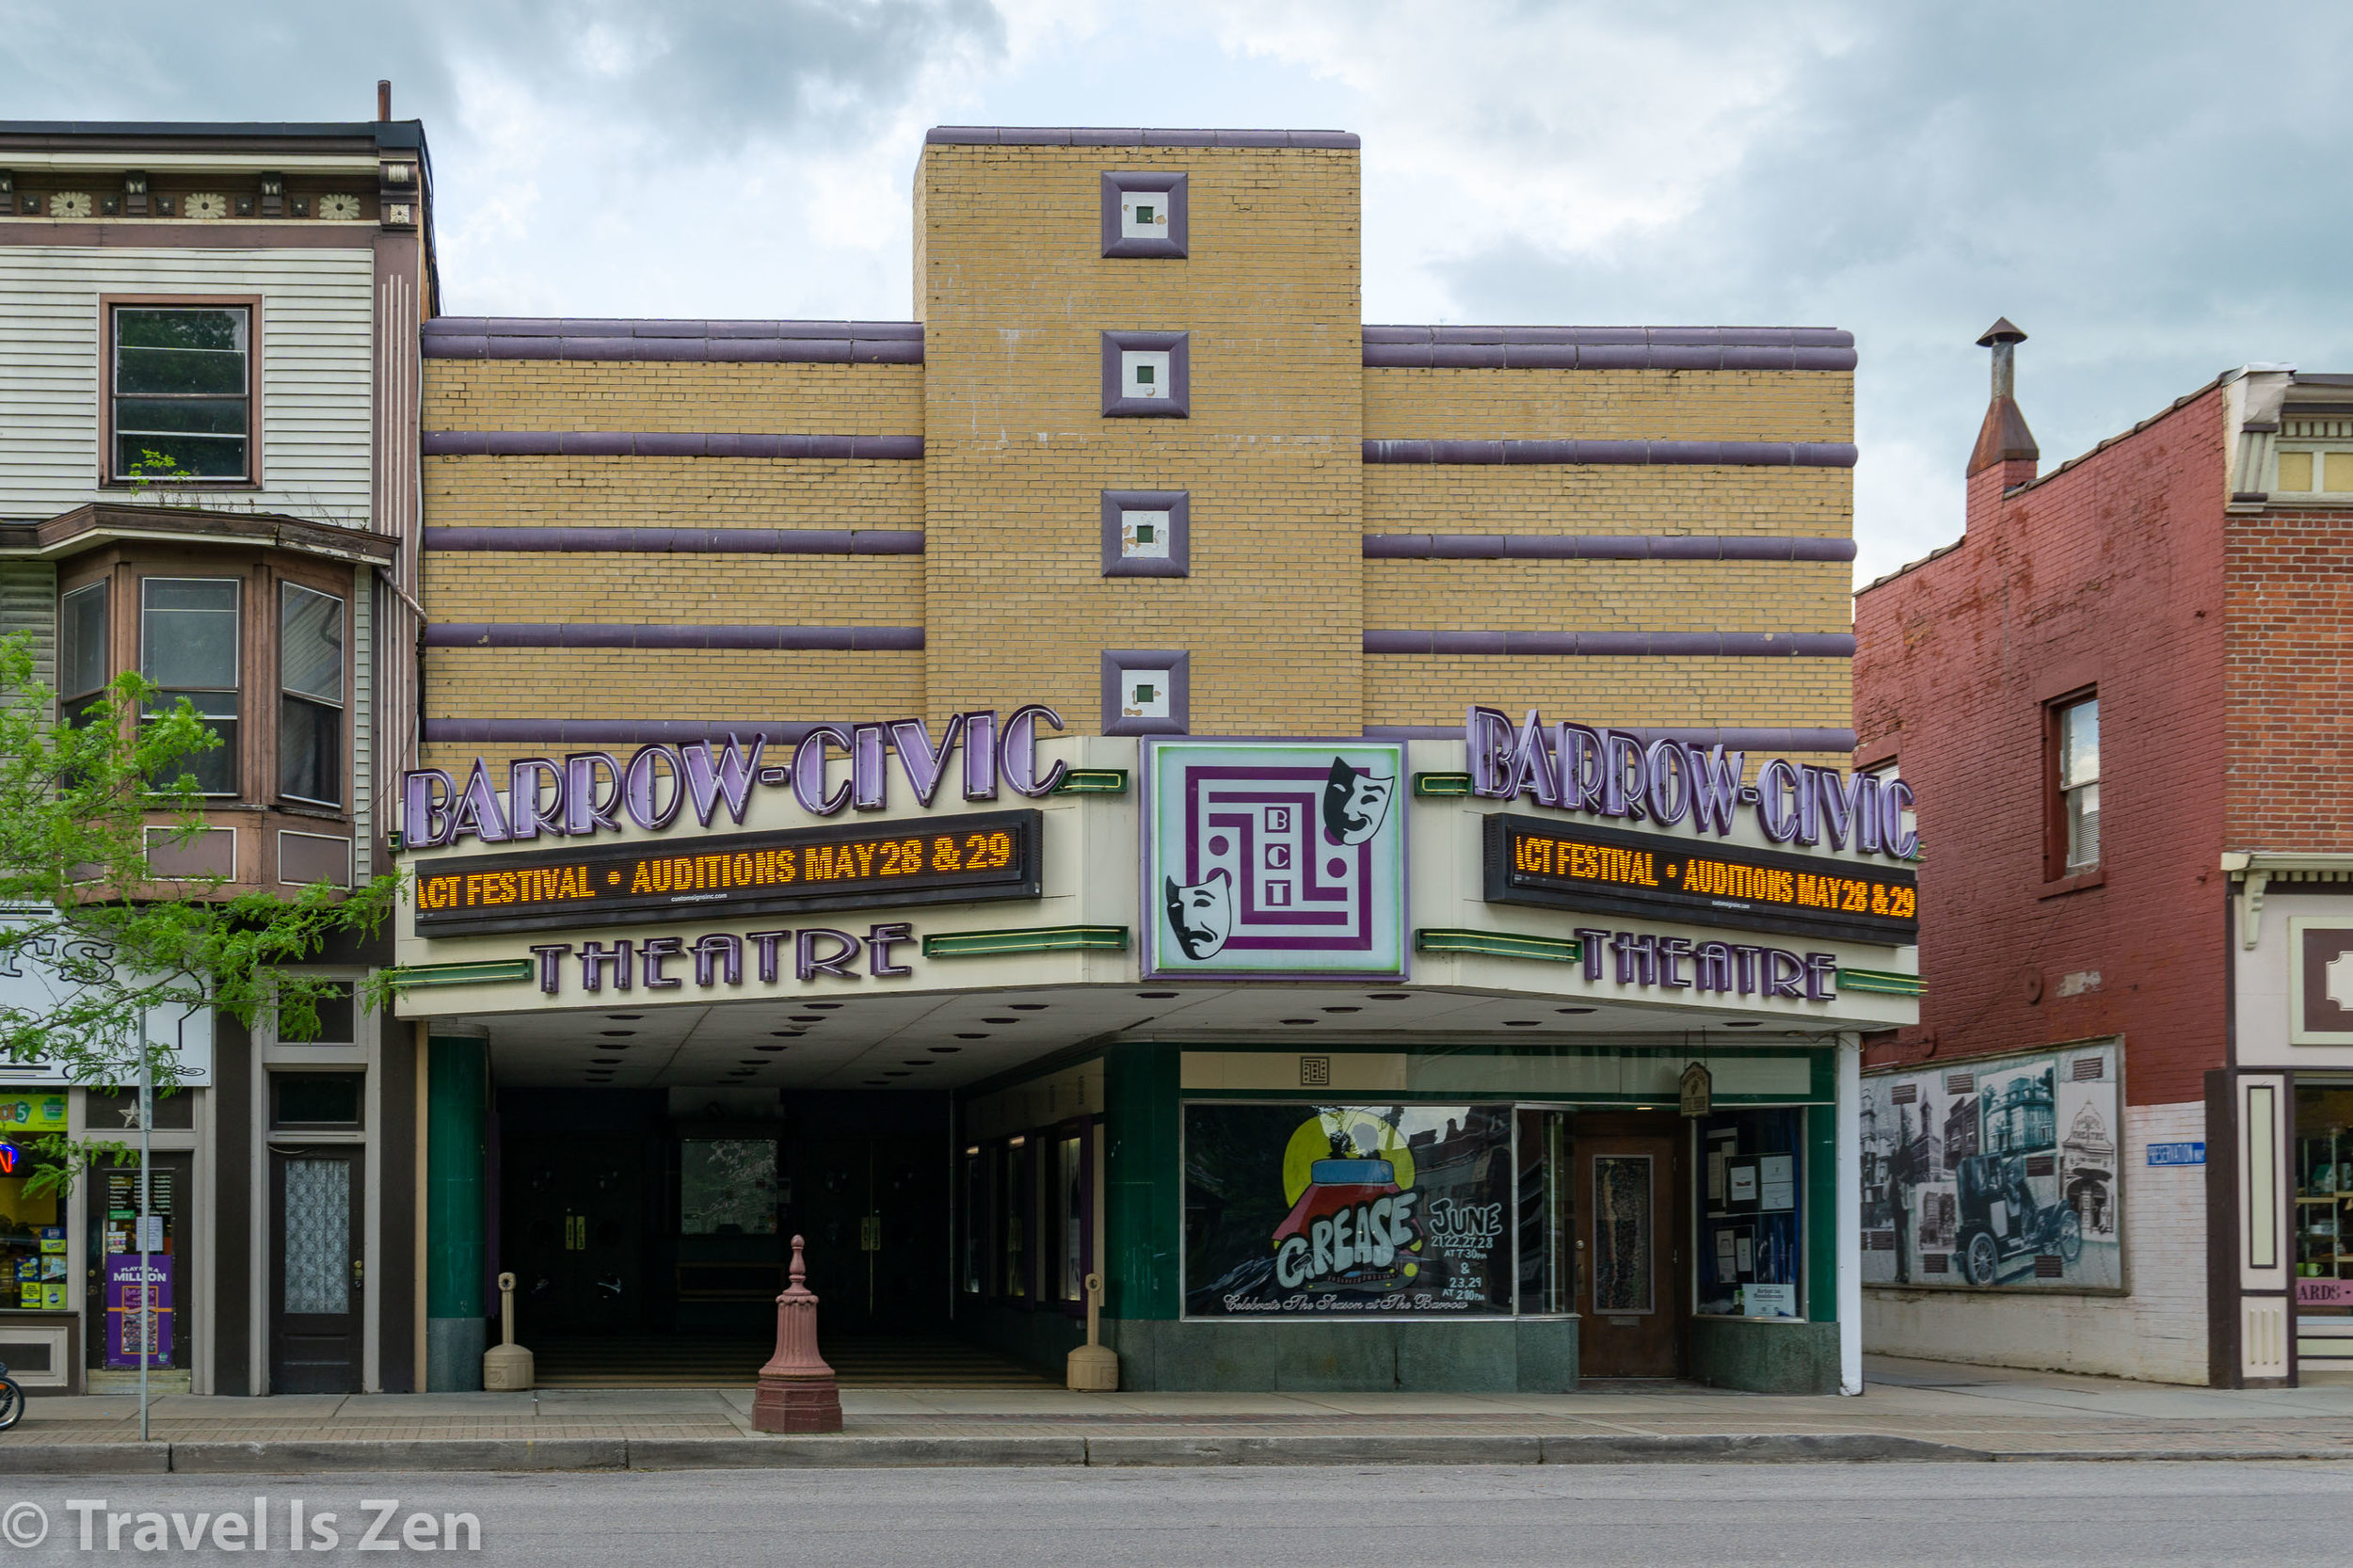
1144;740;1406;979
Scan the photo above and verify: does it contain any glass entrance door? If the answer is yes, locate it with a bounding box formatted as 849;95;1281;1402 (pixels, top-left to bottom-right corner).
270;1148;365;1393
1576;1114;1688;1378
785;1136;948;1336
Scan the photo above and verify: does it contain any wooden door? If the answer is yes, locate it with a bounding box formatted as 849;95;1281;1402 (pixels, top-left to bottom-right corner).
1577;1125;1687;1378
269;1147;364;1394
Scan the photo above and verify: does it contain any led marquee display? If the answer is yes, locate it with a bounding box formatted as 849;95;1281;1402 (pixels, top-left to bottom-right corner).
1481;813;1918;946
415;809;1042;936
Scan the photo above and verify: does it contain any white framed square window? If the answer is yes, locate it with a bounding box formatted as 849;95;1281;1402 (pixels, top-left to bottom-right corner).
1099;171;1188;258
1101;648;1190;736
1100;331;1189;418
1122;510;1172;558
1121;350;1171;401
1100;488;1190;577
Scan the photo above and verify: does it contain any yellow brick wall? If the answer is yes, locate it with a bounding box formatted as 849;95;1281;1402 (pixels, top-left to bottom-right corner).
1363;560;1853;635
918;144;1365;734
1365;655;1851;731
420;552;923;625
1364;367;1851;441
408;145;1860;750
421;456;920;533
1363;468;1850;539
422;362;922;435
419;647;923;772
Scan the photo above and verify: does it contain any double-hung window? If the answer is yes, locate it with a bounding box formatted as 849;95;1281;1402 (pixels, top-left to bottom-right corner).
110;305;252;483
279;584;344;806
2054;694;2099;874
59;582;107;729
140;578;241;795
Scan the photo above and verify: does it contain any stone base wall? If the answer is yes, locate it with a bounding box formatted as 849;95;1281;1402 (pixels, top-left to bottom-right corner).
1101;1318;1577;1394
1689;1317;1840;1395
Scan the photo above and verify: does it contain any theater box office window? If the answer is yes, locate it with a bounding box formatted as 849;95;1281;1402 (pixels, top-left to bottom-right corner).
392;717;1915;1396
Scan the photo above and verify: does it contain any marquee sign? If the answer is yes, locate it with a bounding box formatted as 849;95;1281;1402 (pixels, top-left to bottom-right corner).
1466;706;1918;862
401;706;1068;852
415;809;1042;937
1482;813;1919;947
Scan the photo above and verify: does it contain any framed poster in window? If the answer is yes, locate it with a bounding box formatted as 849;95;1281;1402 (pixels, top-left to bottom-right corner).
1183;1101;1512;1318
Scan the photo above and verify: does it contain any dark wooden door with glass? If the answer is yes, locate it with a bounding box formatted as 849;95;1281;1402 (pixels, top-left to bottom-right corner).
269;1148;364;1394
1576;1115;1689;1379
784;1137;948;1335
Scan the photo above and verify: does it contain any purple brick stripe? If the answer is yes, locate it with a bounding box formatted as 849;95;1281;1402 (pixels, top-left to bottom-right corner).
1364;723;1858;752
423;719;824;746
1362;439;1857;467
925;126;1359;149
423;624;924;651
422;318;923;364
1364;325;1856;372
421;432;923;459
1363;534;1856;562
1364;631;1855;658
424;526;922;554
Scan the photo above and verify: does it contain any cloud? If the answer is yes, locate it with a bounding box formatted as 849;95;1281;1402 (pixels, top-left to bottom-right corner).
11;1;2353;583
1200;1;2353;582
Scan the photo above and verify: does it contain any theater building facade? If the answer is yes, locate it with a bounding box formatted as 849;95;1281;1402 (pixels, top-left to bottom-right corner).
381;125;1913;1398
0;115;1913;1397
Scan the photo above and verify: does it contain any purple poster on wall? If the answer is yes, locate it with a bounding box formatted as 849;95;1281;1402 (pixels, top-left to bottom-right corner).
104;1255;173;1369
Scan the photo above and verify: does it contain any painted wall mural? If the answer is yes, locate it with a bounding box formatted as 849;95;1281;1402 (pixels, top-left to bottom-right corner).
1144;740;1407;979
1861;1040;2121;1290
1182;1102;1513;1317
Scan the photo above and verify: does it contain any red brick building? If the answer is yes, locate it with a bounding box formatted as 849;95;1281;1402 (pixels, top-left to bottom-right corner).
1854;325;2353;1385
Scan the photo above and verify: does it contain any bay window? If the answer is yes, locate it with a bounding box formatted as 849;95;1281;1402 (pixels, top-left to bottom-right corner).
59;583;106;729
278;584;344;807
139;578;241;795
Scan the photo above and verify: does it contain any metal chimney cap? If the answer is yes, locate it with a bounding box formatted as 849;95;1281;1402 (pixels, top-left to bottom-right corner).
1977;317;2027;347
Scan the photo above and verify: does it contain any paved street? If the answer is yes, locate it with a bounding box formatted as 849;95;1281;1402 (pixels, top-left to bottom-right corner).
0;1462;2346;1564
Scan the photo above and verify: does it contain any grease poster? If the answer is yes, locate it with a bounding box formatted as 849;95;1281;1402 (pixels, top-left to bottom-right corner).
1183;1102;1512;1317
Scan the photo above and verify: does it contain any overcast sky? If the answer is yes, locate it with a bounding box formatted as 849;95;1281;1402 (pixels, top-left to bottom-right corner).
9;0;2351;584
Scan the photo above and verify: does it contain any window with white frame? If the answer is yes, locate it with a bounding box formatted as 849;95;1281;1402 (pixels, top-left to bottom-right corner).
2054;694;2099;874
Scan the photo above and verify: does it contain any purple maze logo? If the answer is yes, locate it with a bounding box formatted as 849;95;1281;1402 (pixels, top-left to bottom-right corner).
1147;742;1406;979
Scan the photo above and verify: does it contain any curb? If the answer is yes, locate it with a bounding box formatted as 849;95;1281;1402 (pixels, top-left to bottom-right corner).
1537;1434;1988;1464
168;1440;629;1474
4;1432;2349;1473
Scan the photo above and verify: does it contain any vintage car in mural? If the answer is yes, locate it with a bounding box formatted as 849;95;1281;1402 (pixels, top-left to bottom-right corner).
1952;1149;2082;1286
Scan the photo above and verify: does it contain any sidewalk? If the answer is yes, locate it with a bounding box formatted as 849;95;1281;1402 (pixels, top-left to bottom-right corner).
4;1357;2353;1473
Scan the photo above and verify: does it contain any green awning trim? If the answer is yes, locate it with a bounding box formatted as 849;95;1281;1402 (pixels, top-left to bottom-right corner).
1839;968;1925;997
1052;769;1129;794
922;925;1130;958
1413;772;1473;797
389;958;535;989
1415;927;1583;963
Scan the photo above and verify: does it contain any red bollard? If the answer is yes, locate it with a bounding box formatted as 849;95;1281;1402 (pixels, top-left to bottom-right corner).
751;1233;843;1434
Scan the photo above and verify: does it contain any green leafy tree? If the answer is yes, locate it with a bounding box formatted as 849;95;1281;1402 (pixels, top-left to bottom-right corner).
0;632;401;1192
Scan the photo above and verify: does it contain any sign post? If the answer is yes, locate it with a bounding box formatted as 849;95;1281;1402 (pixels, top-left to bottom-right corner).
1680;1061;1713;1118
